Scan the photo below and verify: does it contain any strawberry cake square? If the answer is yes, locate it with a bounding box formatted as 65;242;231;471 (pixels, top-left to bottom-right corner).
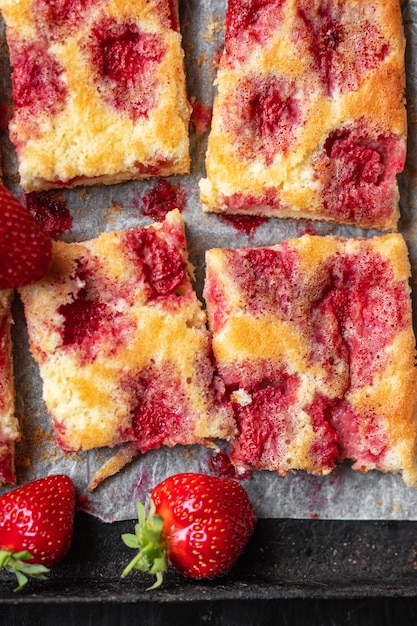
204;234;417;485
0;289;19;485
0;0;191;191
200;0;407;231
18;210;235;456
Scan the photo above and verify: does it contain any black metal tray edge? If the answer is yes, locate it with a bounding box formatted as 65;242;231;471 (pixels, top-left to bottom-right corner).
0;513;416;603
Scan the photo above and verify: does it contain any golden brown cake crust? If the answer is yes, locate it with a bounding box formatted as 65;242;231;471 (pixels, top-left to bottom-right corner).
0;0;192;191
200;0;407;231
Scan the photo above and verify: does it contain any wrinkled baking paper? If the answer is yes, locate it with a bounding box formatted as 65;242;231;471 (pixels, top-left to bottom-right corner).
1;0;417;522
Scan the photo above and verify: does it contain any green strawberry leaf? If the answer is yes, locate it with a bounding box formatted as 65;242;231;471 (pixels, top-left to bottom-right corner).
120;499;168;589
0;549;50;592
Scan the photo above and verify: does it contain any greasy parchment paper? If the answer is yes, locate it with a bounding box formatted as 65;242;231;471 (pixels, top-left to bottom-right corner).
1;0;417;523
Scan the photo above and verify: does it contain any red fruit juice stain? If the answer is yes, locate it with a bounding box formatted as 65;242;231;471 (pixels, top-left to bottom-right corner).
26;191;73;238
76;493;92;513
220;214;268;238
209;450;252;481
133;466;152;502
192;101;212;134
141;180;187;221
296;221;318;236
305;474;327;516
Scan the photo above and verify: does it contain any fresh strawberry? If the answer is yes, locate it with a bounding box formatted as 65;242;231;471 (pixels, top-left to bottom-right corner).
121;472;256;589
0;184;52;289
0;474;76;591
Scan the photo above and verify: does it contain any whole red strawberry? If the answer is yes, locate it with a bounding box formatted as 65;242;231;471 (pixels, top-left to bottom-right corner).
0;474;76;591
0;184;52;289
121;472;256;589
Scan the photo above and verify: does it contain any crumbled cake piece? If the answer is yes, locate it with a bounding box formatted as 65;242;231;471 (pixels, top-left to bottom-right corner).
19;210;235;456
204;234;417;485
0;0;192;191
200;0;407;231
0;289;19;484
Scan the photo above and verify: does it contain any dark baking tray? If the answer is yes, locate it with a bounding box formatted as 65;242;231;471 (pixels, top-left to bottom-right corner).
1;2;417;621
1;512;417;604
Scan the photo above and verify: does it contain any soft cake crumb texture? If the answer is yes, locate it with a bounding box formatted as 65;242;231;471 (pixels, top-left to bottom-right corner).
204;234;417;485
0;0;191;191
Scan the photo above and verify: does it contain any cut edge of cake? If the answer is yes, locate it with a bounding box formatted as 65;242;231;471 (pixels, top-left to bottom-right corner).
0;288;20;485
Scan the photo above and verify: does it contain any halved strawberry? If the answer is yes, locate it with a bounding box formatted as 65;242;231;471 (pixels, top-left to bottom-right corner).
0;184;52;289
121;472;256;589
0;474;76;591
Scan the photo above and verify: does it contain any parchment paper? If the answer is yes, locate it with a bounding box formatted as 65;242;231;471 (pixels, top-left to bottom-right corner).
2;0;417;523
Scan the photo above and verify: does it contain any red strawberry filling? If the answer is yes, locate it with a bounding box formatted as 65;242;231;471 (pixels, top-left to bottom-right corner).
226;75;305;165
125;228;187;298
192;101;212;135
161;0;180;32
229;374;336;470
59;298;108;347
0;316;15;485
314;122;406;226
219;214;268;238
330;401;388;467
226;245;298;317
57;261;126;361
296;0;389;94
203;268;230;334
34;0;94;40
214;242;409;472
325;252;408;386
225;0;285;60
128;364;195;452
86;19;166;119
305;395;339;468
222;189;285;213
10;41;67;119
308;251;407;389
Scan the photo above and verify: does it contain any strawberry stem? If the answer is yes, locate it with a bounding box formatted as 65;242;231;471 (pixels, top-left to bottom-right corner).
121;500;168;590
0;549;50;592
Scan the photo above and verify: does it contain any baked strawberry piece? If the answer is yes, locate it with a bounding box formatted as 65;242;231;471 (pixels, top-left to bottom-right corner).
18;211;235;461
204;234;417;485
200;0;406;231
0;0;191;191
0;289;19;485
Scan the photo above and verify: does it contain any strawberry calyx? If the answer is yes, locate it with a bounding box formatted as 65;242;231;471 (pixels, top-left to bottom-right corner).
121;500;168;590
0;548;50;592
